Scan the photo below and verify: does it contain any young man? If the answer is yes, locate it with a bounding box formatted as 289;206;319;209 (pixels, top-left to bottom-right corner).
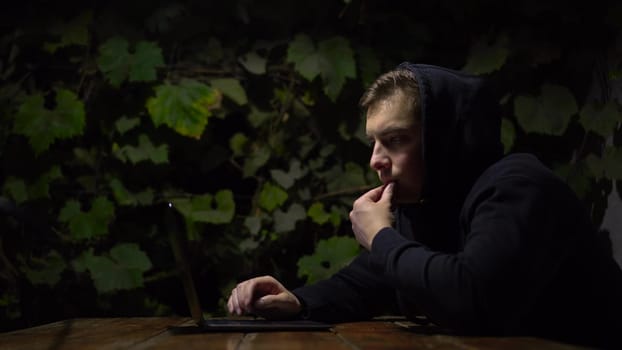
227;63;622;348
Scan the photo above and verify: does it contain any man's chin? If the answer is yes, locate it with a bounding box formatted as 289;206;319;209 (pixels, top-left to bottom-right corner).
393;197;420;204
392;186;421;204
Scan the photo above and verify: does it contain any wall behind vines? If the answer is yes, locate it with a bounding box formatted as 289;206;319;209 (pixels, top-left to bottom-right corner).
1;0;621;331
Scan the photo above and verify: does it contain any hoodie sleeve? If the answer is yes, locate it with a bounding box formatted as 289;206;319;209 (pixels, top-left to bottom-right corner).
292;250;398;323
367;157;587;333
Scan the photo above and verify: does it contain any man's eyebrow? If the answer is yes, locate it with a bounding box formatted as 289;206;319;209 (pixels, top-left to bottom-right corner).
366;126;413;138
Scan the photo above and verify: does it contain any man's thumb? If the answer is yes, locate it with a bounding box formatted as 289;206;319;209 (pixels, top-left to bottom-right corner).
255;295;277;309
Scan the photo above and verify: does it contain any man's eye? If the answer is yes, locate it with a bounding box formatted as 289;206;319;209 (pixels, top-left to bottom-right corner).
368;139;376;147
389;136;403;144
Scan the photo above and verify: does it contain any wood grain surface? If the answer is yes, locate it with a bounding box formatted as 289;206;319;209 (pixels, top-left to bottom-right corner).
0;317;589;350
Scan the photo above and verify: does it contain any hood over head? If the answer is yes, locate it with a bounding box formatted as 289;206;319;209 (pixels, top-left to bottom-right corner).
396;62;503;204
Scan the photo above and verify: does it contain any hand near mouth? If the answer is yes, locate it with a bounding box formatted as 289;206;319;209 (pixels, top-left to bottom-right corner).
349;182;395;250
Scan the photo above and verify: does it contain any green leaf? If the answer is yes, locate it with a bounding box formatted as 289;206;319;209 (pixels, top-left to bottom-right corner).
97;37;164;87
273;88;294;110
317;36;356;101
210;78;248;105
321;144;336;157
239;238;260;252
27;166;63;200
58;200;81;221
579;101;621;138
129;41;165;82
585;154;605;180
114;134;168;164
287;35;357;100
43;11;92;53
258;182;288;212
247;106;275;128
462;35;509;75
115;116;141;135
229;132;248;157
297;236;360;284
110;243;152;271
59;197;115;240
500;118;516;154
289;159;307;179
3;178;28;204
554;162;591;199
273;203;305;233
109;178;137;206
72;243;152;293
92;196;115;224
242;146;271;177
146;79;221;138
13;89;86;154
20;250;66;286
327;205;344;227
270;170;293;189
73;148;97;168
172;190;236;225
269;129;286;155
270;159;307;189
244;216;262;235
135;190;154;206
586;147;622;180
307;202;342;227
97;37;131;87
239;52;267;74
76;176;96;192
194;190;236;224
514;84;578;135
287;34;320;81
325;162;367;192
292;99;311;118
298;134;318;159
307;202;331;225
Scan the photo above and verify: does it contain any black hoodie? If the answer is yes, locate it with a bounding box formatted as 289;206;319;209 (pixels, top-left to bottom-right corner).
293;63;622;348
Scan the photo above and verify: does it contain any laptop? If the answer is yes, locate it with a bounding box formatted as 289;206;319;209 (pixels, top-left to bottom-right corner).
165;202;333;332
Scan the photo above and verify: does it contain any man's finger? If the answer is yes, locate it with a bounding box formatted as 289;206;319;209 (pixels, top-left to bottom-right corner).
232;287;242;315
254;294;275;309
251;276;282;294
255;293;299;313
242;280;261;312
379;182;394;203
361;185;385;202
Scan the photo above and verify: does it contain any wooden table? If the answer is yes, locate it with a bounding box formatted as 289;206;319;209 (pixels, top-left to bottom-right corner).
0;317;588;349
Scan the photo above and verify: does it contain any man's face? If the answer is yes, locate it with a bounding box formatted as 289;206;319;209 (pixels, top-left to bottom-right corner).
365;92;424;203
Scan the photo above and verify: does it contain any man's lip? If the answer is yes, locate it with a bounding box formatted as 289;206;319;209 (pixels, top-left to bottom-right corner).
379;176;395;185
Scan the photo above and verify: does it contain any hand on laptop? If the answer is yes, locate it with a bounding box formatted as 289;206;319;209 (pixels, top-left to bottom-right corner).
227;275;302;320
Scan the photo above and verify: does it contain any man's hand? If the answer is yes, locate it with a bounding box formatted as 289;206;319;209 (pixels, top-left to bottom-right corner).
227;275;301;320
349;182;394;250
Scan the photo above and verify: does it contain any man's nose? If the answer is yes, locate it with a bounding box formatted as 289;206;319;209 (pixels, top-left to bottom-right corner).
369;143;390;171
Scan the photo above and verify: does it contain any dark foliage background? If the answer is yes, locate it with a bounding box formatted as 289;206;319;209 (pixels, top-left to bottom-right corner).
1;0;621;332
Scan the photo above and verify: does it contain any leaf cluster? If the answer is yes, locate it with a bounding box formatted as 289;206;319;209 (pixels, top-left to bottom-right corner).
1;0;621;330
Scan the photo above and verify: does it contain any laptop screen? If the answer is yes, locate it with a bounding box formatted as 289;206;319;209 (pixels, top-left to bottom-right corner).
166;202;204;324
